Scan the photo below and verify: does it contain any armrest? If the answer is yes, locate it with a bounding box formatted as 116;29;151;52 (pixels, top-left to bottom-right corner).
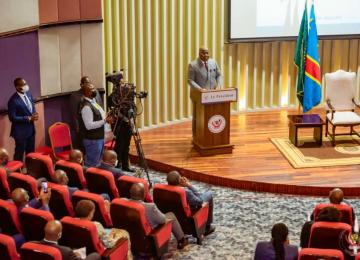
352;98;360;109
192;202;209;229
326;99;335;111
150;219;173;249
101;237;128;260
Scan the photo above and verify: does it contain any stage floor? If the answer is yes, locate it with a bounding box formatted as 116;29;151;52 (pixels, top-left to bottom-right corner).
129;109;360;196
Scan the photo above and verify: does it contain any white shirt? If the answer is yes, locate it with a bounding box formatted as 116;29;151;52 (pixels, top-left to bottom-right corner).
81;97;106;130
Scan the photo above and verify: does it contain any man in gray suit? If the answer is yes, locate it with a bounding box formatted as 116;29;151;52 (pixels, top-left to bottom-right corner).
129;183;189;250
187;46;223;135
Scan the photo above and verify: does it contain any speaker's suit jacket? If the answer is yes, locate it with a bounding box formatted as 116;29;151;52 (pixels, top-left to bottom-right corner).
7;92;36;140
187;58;223;90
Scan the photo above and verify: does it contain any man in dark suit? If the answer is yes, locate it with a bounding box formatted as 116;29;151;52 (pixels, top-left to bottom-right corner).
167;170;215;236
39;220;100;260
97;150;125;181
7;77;38;161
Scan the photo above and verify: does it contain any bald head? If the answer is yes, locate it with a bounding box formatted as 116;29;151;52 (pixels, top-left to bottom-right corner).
54;169;68;185
69;149;84;165
167;171;181;186
102;150;118;166
44;220;62;242
329;188;344;204
130;183;145;201
11;188;29;207
199;46;209;62
0;148;9;166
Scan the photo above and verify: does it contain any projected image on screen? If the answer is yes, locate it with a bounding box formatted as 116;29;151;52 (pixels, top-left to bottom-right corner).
230;0;360;41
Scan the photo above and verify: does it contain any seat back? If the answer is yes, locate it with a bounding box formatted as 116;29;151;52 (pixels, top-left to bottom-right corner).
325;70;357;110
299;248;344;260
0;234;20;260
0;168;10;199
55;160;86;189
48;122;72;158
25;153;54;181
118;175;151;200
110;198;153;254
313;203;354;226
20;242;61;260
60;216;105;255
5;161;23;172
86;167;119;199
309;222;352;250
48;183;74;219
8;173;39;199
72;190;112;227
19;207;54;241
0;199;22;235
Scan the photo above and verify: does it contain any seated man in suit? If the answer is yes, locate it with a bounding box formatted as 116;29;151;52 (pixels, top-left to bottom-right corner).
97;150;126;181
40;220;100;260
11;187;51;215
0;147;11;175
129;183;189;249
167;170;215;236
69;149;88;172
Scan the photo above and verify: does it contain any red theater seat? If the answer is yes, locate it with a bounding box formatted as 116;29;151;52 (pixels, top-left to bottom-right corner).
110;198;172;258
313;203;354;227
117;175;153;202
55;160;86;189
0;199;22;236
153;183;209;244
0;168;11;200
25;153;55;181
5;161;23;173
309;222;352;250
19;207;54;241
299;248;344;260
60;216;128;260
72;190;112;227
86;167;119;199
49;122;72;161
20;242;61;260
8;173;39;199
0;234;20;260
48;183;74;219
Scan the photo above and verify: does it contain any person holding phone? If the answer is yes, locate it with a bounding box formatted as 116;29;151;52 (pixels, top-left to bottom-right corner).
11;187;51;215
7;77;38;161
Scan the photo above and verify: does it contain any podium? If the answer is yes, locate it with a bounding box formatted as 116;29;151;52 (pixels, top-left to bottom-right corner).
190;87;237;156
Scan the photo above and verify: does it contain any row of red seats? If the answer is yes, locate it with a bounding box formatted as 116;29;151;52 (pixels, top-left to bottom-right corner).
298;247;360;260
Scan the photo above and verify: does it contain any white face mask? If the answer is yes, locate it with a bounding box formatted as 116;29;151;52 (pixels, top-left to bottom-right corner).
115;160;118;167
22;85;30;93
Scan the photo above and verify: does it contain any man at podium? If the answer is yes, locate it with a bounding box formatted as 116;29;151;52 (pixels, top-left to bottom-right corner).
187;46;223;136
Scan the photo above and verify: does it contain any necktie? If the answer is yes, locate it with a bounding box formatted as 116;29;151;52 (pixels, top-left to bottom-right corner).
24;95;32;112
204;61;208;71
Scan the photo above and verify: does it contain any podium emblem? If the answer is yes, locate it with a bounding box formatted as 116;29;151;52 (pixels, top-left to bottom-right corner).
208;115;226;133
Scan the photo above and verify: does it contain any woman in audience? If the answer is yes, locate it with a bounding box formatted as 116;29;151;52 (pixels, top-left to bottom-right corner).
75;199;132;260
254;223;298;260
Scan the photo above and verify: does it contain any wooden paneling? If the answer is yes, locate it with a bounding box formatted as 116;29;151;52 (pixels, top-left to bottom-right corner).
38;0;58;24
79;0;102;20
58;0;80;22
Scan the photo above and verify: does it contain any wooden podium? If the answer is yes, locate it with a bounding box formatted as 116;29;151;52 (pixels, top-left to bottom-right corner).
190;87;237;156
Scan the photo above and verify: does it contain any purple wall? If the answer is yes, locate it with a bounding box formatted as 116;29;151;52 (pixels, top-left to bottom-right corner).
0;32;41;110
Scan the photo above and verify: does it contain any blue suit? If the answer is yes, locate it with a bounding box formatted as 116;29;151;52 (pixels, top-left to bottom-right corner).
7;92;36;161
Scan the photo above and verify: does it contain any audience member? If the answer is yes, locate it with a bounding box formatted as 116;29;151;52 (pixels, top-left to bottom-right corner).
70;76;103;150
300;206;341;248
39;220;101;260
97;150;125;181
167;170;215;235
75;199;132;259
129;183;189;249
7;77;38;161
254;223;298;260
69;149;88;172
11;187;51;215
0;147;11;175
79;83;112;167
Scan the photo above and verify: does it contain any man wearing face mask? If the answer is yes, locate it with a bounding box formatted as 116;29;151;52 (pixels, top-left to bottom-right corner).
7;78;38;161
79;83;113;167
187;47;222;137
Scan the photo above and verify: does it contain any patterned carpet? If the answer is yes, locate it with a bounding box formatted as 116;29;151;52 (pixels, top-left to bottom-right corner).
142;170;360;260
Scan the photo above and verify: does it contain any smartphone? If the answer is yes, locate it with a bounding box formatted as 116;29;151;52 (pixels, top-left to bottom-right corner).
41;181;48;193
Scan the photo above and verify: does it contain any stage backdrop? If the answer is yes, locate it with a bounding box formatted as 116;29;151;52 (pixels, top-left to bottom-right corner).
103;0;360;129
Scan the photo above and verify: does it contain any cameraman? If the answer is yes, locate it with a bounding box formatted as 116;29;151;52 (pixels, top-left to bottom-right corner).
108;78;134;172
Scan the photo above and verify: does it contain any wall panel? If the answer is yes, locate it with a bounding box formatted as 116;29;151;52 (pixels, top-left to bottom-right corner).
38;0;58;24
104;0;360;129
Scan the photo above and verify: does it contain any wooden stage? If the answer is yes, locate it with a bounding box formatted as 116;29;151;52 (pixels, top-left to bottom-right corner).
129;109;360;197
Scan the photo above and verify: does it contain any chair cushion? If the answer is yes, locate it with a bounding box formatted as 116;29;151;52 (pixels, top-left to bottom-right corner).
55;150;71;160
327;111;360;125
5;161;23;172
